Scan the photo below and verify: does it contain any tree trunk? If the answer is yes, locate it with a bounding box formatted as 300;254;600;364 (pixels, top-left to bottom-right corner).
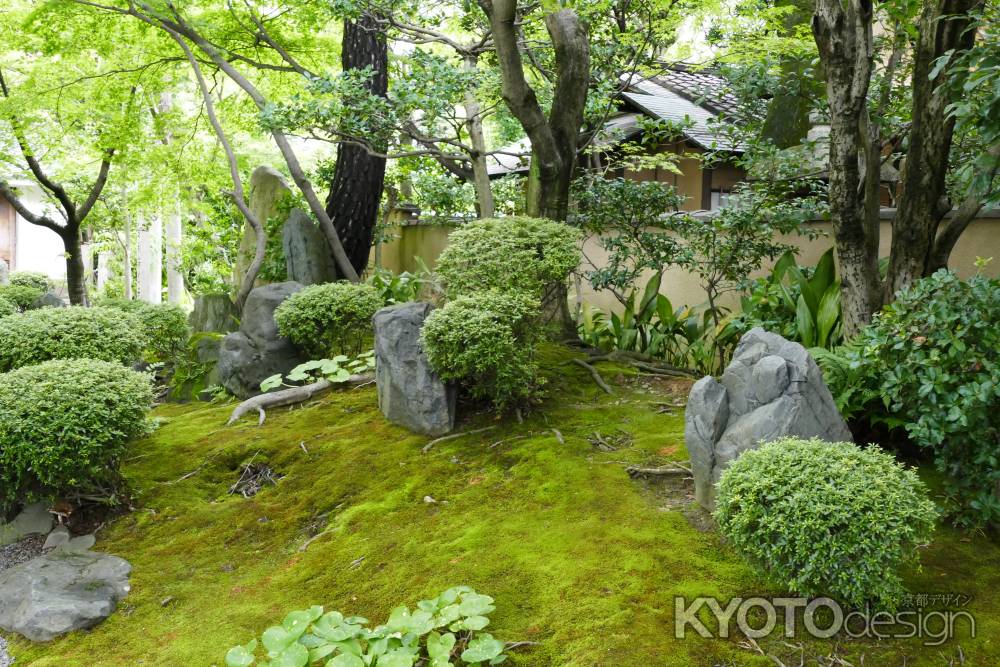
165;206;184;303
812;0;881;336
324;11;389;276
62;227;88;306
884;0;978;301
122;212;133;300
463;54;495;218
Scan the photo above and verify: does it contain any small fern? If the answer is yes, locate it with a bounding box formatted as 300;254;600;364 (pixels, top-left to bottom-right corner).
808;344;880;419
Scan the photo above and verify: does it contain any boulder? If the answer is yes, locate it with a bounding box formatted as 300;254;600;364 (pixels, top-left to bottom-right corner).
685;328;852;511
0;503;52;547
235;166;292;288
31;291;65;309
217;282;306;398
283;208;337;285
373;302;455;436
189;293;239;333
0;550;131;641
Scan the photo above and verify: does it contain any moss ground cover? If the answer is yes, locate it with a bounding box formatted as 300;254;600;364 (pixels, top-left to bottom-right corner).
10;346;1000;666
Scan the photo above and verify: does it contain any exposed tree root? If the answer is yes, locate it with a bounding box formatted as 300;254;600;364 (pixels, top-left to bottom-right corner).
569;358;614;394
626;463;692;478
587;351;699;378
226;374;372;426
421;426;497;453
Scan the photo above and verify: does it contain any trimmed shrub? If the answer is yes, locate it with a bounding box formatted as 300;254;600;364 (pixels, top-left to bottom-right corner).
274;281;382;358
99;299;191;361
422;292;542;411
8;271;52;292
0;296;17;318
857;270;1000;526
435;217;581;298
0;358;153;513
0;284;45;311
0;306;147;371
715;438;937;610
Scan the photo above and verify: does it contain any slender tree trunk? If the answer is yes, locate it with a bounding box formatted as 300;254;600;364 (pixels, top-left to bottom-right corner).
463;54;494;218
324;11;389;276
884;0;978;300
62;227;88;306
166;206;184;303
122;212;133;300
813;0;881;336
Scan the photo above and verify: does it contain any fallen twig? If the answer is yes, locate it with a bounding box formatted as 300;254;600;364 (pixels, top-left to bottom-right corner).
422;426;498;453
626;464;691;478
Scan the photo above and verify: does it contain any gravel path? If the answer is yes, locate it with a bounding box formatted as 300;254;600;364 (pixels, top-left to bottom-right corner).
0;635;12;667
0;534;44;574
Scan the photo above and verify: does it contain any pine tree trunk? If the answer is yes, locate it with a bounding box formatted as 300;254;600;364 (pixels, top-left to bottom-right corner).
324;12;389;276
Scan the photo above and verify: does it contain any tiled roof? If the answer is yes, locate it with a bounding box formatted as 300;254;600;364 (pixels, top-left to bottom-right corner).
651;67;743;117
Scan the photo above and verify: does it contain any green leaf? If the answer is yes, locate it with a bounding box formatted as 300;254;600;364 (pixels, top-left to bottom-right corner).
460;635;505;663
327;653;364;667
226;640;257;667
816;282;841;348
260;374;284;392
795;294;816;348
426;631;456;660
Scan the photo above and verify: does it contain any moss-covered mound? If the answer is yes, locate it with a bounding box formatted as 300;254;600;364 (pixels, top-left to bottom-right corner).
10;346;1000;666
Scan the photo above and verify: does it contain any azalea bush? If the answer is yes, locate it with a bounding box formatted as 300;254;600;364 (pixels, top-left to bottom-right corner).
422;292;541;411
275;282;383;357
0;284;45;311
0;306;146;371
0;358;153;513
8;270;52;292
0;295;16;318
715;438;937;610
225;587;507;667
434;217;580;299
99;299;191;361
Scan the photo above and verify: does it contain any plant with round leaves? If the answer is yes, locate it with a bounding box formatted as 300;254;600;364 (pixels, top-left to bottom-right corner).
715;438;937;610
0;306;147;371
274;282;383;358
0;358;153;514
421;291;542;411
224;586;507;667
259;352;375;392
434;217;580;299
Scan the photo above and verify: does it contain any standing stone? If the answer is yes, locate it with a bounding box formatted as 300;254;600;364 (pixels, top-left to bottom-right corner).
0;502;52;546
235;166;291;288
373;302;455;436
0;259;9;286
217;282;306;398
685;328;852;511
283;208;337;285
0;550;132;641
189;294;240;334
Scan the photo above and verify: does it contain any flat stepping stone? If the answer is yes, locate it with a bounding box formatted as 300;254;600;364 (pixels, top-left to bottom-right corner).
0;550;131;641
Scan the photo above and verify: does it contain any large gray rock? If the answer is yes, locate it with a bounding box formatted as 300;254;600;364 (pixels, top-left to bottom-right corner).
218;282;306;398
373;302;455;436
0;550;131;641
685;328;852;511
189;293;239;333
31;291;65;309
283;208;337;285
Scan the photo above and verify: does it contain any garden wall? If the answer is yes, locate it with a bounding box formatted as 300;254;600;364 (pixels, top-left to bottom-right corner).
374;209;1000;312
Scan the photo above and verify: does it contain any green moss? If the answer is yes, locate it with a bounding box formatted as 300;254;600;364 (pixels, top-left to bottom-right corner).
10;345;1000;665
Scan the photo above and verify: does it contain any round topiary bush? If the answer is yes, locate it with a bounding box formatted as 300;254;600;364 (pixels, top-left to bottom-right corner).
856;270;1000;526
8;271;52;292
99;299;191;361
0;296;17;319
0;284;45;311
274;281;383;358
435;217;581;298
421;291;541;411
0;306;147;371
0;358;153;513
715;438;937;610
